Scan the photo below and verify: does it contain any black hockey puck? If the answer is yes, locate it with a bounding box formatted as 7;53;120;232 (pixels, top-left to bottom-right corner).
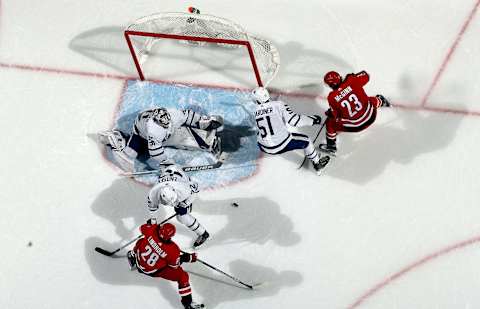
27;241;32;247
231;202;239;207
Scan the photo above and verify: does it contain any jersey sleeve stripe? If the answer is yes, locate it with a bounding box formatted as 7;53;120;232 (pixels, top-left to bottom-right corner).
288;114;301;126
257;134;291;150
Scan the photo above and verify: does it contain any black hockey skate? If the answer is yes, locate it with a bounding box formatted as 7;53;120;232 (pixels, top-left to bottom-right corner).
319;143;337;157
184;303;205;309
376;95;391;107
182;294;205;309
313;156;330;175
127;250;137;271
193;231;210;248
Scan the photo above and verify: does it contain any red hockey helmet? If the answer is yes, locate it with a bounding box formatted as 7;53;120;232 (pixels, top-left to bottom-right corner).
158;223;176;241
324;71;342;89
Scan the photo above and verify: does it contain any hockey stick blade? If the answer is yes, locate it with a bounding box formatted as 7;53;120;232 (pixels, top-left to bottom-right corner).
183;160;223;172
121;159;226;176
251;282;268;289
94;246;115;256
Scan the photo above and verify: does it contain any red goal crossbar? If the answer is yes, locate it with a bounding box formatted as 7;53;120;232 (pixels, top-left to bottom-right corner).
124;30;264;86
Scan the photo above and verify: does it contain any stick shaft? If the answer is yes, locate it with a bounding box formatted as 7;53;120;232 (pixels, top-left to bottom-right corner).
197;258;253;289
95;214;176;256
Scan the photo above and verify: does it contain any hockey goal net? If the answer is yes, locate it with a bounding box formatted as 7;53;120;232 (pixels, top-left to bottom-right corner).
124;12;280;86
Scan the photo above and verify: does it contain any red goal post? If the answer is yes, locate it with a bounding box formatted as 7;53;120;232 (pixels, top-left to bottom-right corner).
124;12;280;86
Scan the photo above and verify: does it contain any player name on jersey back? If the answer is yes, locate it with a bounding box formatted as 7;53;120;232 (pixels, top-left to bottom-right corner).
147;236;168;258
334;86;353;102
158;175;181;183
255;107;273;117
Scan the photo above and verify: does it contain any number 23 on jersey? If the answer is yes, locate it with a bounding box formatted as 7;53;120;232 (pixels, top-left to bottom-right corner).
340;94;363;117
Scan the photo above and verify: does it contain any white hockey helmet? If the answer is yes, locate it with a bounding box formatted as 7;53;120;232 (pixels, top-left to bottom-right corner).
159;185;178;206
163;163;183;176
152;108;171;128
252;87;270;103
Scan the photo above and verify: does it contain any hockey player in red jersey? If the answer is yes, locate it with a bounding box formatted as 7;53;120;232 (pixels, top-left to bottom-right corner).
320;70;391;154
127;220;204;309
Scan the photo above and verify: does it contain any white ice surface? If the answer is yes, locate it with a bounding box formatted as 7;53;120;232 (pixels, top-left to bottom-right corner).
1;1;480;309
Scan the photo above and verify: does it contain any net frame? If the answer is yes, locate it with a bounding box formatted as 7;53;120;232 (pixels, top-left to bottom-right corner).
124;12;280;86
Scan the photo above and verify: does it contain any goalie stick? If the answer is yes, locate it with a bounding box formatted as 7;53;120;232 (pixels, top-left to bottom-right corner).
120;153;228;177
120;161;223;177
94;214;176;257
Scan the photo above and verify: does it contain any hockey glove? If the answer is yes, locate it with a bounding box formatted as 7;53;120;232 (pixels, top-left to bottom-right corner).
312;115;322;125
180;252;198;264
325;109;334;118
174;205;190;216
146;218;157;225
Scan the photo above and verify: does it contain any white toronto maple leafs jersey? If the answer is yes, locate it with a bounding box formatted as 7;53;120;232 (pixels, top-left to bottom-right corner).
255;100;315;148
133;108;194;160
147;166;199;213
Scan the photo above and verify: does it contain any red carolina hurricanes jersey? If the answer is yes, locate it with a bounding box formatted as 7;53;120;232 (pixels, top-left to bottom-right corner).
133;223;181;275
326;71;374;126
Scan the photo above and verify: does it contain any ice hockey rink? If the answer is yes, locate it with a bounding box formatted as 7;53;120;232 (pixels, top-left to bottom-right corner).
2;0;480;308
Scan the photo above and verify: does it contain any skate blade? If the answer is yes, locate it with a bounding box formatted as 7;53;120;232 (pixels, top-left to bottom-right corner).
318;147;337;157
191;235;212;250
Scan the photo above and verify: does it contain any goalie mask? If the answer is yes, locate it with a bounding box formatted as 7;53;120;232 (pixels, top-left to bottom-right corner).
252;87;270;104
159;185;178;206
152;108;171;128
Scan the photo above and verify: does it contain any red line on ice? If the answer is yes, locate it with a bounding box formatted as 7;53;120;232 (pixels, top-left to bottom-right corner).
347;235;480;309
420;0;480;107
0;62;129;81
2;61;480;117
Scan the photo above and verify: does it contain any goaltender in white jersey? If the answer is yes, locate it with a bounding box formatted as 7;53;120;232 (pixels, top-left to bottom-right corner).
147;164;209;248
253;87;329;174
99;107;223;170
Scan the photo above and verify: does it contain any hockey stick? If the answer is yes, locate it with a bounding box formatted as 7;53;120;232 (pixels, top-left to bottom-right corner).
94;214;176;257
182;252;255;290
297;121;326;169
120;159;226;177
197;258;256;290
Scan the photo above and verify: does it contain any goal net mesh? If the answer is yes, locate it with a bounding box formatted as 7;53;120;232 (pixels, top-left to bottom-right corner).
125;12;280;86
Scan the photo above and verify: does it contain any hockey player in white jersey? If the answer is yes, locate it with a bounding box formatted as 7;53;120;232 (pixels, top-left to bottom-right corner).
253;87;330;174
99;107;223;170
147;164;209;248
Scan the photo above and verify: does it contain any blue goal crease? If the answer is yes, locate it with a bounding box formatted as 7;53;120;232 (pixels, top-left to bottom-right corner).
104;81;260;189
